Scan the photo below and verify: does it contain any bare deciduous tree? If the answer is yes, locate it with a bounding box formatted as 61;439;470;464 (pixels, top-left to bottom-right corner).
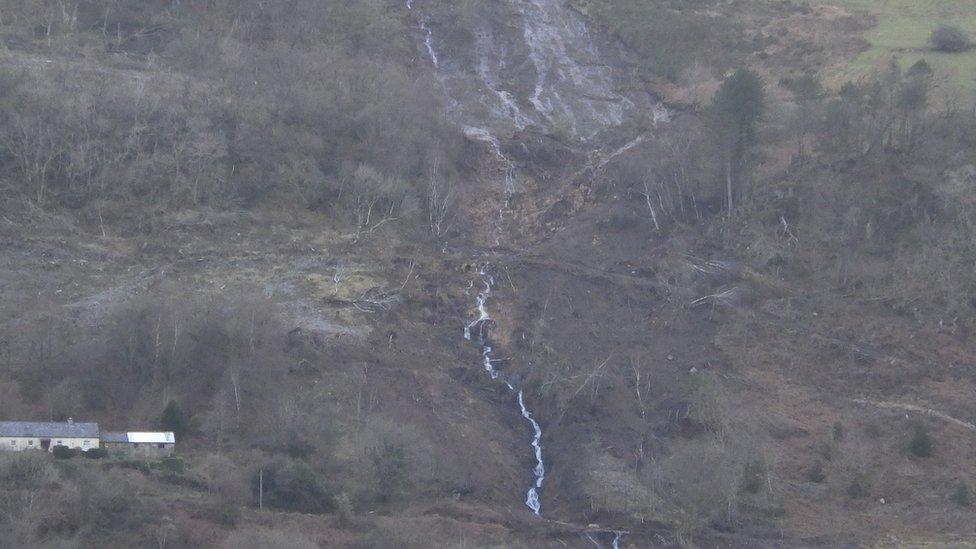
425;158;456;237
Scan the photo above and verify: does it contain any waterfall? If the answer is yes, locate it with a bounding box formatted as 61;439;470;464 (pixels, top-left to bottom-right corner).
420;18;439;67
475;31;534;131
516;0;633;139
518;389;545;513
462;127;517;196
409;0;670;535
464;266;546;515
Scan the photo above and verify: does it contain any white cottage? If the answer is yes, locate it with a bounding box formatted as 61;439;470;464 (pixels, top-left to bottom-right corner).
0;419;100;452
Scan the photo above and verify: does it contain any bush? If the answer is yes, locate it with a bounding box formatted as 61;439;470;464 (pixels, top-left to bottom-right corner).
832;422;845;442
335;492;356;528
251;459;334;513
909;424;933;458
742;461;765;494
847;478;866;499
160;400;190;436
120;460;153;473
221;529;318;549
160;457;186;474
0;452;58;489
929;24;970;53
659;438;741;528
369;439;412;503
198;499;241;526
807;462;826;483
84;448;108;459
906;59;933;80
284;438;316;459
950;482;971;507
52;445;78;459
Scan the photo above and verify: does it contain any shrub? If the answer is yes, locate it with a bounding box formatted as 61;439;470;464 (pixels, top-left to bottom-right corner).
929;24;970;53
120;460;153;473
906;59;933;80
198;499;241;526
950;482;971;507
742;461;765;494
160;457;186;474
659;438;741;528
369;438;412;503
847;478;866;499
160;400;190;436
807;462;826;483
909;424;933;457
832;422;845;442
52;445;78;459
221;529;319;549
284;439;316;459
0;452;58;489
216;502;242;526
251;459;334;513
84;448;108;459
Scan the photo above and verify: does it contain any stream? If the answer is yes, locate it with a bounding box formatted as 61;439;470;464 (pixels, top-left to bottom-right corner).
407;0;664;544
463;267;545;514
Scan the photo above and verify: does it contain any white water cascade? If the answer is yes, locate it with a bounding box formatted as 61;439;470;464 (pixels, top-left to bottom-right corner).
406;0;664;541
516;0;633;140
475;31;534;131
464;266;546;515
462;127;517;196
420;18;439;68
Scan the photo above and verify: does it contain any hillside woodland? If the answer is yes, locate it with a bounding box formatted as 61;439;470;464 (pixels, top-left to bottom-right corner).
0;0;974;547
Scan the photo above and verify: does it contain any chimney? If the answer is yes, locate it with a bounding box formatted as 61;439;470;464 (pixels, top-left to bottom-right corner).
67;417;74;425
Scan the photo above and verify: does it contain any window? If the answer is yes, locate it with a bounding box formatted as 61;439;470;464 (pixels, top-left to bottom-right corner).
9;440;15;446
56;440;63;445
158;443;165;449
27;440;33;446
133;443;139;448
83;440;89;447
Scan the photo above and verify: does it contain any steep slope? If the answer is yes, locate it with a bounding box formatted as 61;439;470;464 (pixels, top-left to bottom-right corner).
406;0;676;545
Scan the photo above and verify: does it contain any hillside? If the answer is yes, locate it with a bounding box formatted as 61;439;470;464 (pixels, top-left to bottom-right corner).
1;1;975;547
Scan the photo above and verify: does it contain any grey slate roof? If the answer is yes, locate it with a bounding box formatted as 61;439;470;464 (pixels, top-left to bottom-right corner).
101;432;128;443
0;421;99;438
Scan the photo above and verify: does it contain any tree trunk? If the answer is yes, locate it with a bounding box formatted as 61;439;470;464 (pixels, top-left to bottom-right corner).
642;181;661;231
725;152;734;217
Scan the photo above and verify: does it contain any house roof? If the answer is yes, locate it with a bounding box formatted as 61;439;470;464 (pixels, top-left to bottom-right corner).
0;421;99;438
127;432;175;444
101;432;128;443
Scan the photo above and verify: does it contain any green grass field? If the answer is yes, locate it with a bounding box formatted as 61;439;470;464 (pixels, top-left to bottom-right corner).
824;0;976;98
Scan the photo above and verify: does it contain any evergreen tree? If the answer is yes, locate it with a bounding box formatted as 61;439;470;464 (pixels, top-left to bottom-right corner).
160;400;189;435
708;69;764;215
909;424;933;457
785;74;824;160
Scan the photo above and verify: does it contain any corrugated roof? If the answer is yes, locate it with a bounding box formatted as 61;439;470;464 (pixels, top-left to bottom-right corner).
101;432;128;443
0;421;99;438
127;432;175;444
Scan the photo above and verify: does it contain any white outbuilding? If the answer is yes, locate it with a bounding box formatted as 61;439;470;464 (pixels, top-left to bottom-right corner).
101;431;176;458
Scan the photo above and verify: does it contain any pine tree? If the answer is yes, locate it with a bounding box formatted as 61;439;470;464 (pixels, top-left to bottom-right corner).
160;400;189;435
708;69;764;215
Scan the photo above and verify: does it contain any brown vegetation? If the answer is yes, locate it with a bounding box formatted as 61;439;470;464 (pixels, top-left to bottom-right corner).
1;0;976;547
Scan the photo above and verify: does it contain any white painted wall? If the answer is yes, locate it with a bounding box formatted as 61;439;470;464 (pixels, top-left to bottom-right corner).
0;437;100;451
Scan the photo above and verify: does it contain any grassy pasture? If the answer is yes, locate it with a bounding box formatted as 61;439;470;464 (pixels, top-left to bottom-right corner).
823;0;976;97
